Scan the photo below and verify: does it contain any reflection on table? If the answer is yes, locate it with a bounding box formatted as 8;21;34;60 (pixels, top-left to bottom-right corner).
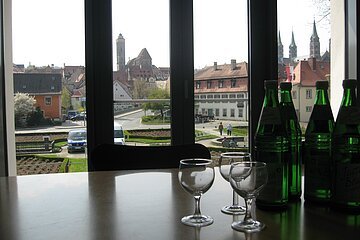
0;169;359;240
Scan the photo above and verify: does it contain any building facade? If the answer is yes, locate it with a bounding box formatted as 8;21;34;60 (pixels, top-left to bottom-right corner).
194;60;248;121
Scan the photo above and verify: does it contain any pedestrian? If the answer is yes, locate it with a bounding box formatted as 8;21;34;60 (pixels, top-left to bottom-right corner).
218;122;224;136
227;123;232;136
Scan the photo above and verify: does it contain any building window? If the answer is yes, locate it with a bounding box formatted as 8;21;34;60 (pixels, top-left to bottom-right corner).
45;96;52;106
200;95;206;99
207;95;213;99
215;109;219;117
201;108;206;114
207;81;212;89
306;89;312;99
292;90;297;99
214;94;220;99
306;106;312;112
222;109;227;117
238;108;243;117
218;80;224;88
194;95;199;99
229;94;236;99
230;109;235;117
195;81;200;89
237;93;244;98
222;94;228;98
231;79;236;88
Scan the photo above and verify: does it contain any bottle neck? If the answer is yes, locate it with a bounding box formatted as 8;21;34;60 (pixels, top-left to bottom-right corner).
264;88;279;107
280;89;292;103
341;87;357;107
314;88;330;105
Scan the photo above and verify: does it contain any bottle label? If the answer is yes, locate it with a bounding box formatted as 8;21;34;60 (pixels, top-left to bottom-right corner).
255;150;288;203
309;105;333;121
305;149;331;195
260;107;281;125
336;107;360;125
333;163;360;202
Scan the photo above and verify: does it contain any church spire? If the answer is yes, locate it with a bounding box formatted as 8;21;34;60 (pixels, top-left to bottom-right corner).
310;19;321;60
289;30;297;63
278;31;284;63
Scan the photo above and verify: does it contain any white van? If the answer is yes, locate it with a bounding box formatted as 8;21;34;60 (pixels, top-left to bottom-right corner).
114;122;125;145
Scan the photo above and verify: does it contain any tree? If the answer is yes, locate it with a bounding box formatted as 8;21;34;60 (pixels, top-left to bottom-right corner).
14;93;36;127
143;88;170;119
133;79;150;99
61;86;72;112
313;0;330;25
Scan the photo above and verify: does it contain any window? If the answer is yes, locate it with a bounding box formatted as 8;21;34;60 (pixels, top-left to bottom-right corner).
306;89;312;99
200;95;206;99
229;94;236;98
215;108;219;116
237;93;244;98
207;80;212;89
45;96;52;106
196;81;200;89
222;94;228;99
218;80;224;88
207;95;213;99
231;79;236;87
238;108;243;117
194;95;199;99
214;94;220;99
306;106;312;112
222;109;227;117
230;109;235;117
292;90;297;99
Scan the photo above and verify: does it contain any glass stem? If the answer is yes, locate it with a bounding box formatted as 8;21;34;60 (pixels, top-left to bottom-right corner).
194;195;202;217
232;190;239;206
243;197;254;222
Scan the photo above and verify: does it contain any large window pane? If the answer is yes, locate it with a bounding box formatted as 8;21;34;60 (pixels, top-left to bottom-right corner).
278;0;331;128
112;0;170;147
12;0;86;175
194;0;249;157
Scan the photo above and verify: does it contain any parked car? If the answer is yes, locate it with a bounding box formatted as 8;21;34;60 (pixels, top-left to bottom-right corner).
67;129;87;153
114;122;125;145
70;112;86;121
67;110;79;120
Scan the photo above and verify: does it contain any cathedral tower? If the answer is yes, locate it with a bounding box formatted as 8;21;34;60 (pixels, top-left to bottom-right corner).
116;33;126;71
310;20;321;60
278;31;284;63
289;30;297;63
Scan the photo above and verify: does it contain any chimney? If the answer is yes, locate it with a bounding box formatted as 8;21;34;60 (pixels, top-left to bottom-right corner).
308;57;316;70
213;62;217;70
231;59;236;70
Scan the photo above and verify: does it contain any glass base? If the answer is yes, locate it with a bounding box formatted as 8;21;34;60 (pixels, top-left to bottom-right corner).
231;219;266;233
181;214;214;227
221;205;246;215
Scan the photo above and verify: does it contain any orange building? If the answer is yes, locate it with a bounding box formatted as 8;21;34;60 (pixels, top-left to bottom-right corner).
13;73;62;119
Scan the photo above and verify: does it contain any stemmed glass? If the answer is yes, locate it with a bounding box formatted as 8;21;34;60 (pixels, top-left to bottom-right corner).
229;161;268;233
178;158;215;227
219;152;250;215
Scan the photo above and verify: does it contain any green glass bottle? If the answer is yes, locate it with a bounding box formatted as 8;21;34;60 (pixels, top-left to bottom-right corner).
331;79;360;211
255;80;289;209
304;80;334;203
280;82;302;200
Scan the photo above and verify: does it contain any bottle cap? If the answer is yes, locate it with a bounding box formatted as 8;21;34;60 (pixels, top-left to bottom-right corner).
316;80;329;89
280;81;292;90
264;80;278;89
342;79;357;88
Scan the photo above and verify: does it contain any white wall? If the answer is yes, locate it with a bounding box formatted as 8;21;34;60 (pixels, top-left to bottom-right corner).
5;0;16;176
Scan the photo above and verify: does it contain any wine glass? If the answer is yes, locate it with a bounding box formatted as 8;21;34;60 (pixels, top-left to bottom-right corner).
229;161;268;233
219;152;250;215
178;158;215;227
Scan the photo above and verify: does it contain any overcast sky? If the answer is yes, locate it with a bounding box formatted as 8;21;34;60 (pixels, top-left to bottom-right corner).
12;0;330;69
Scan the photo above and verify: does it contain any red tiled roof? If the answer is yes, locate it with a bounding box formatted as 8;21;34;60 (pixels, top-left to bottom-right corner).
292;58;330;87
194;62;248;80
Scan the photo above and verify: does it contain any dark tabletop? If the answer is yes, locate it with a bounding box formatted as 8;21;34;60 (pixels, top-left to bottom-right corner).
0;169;359;240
